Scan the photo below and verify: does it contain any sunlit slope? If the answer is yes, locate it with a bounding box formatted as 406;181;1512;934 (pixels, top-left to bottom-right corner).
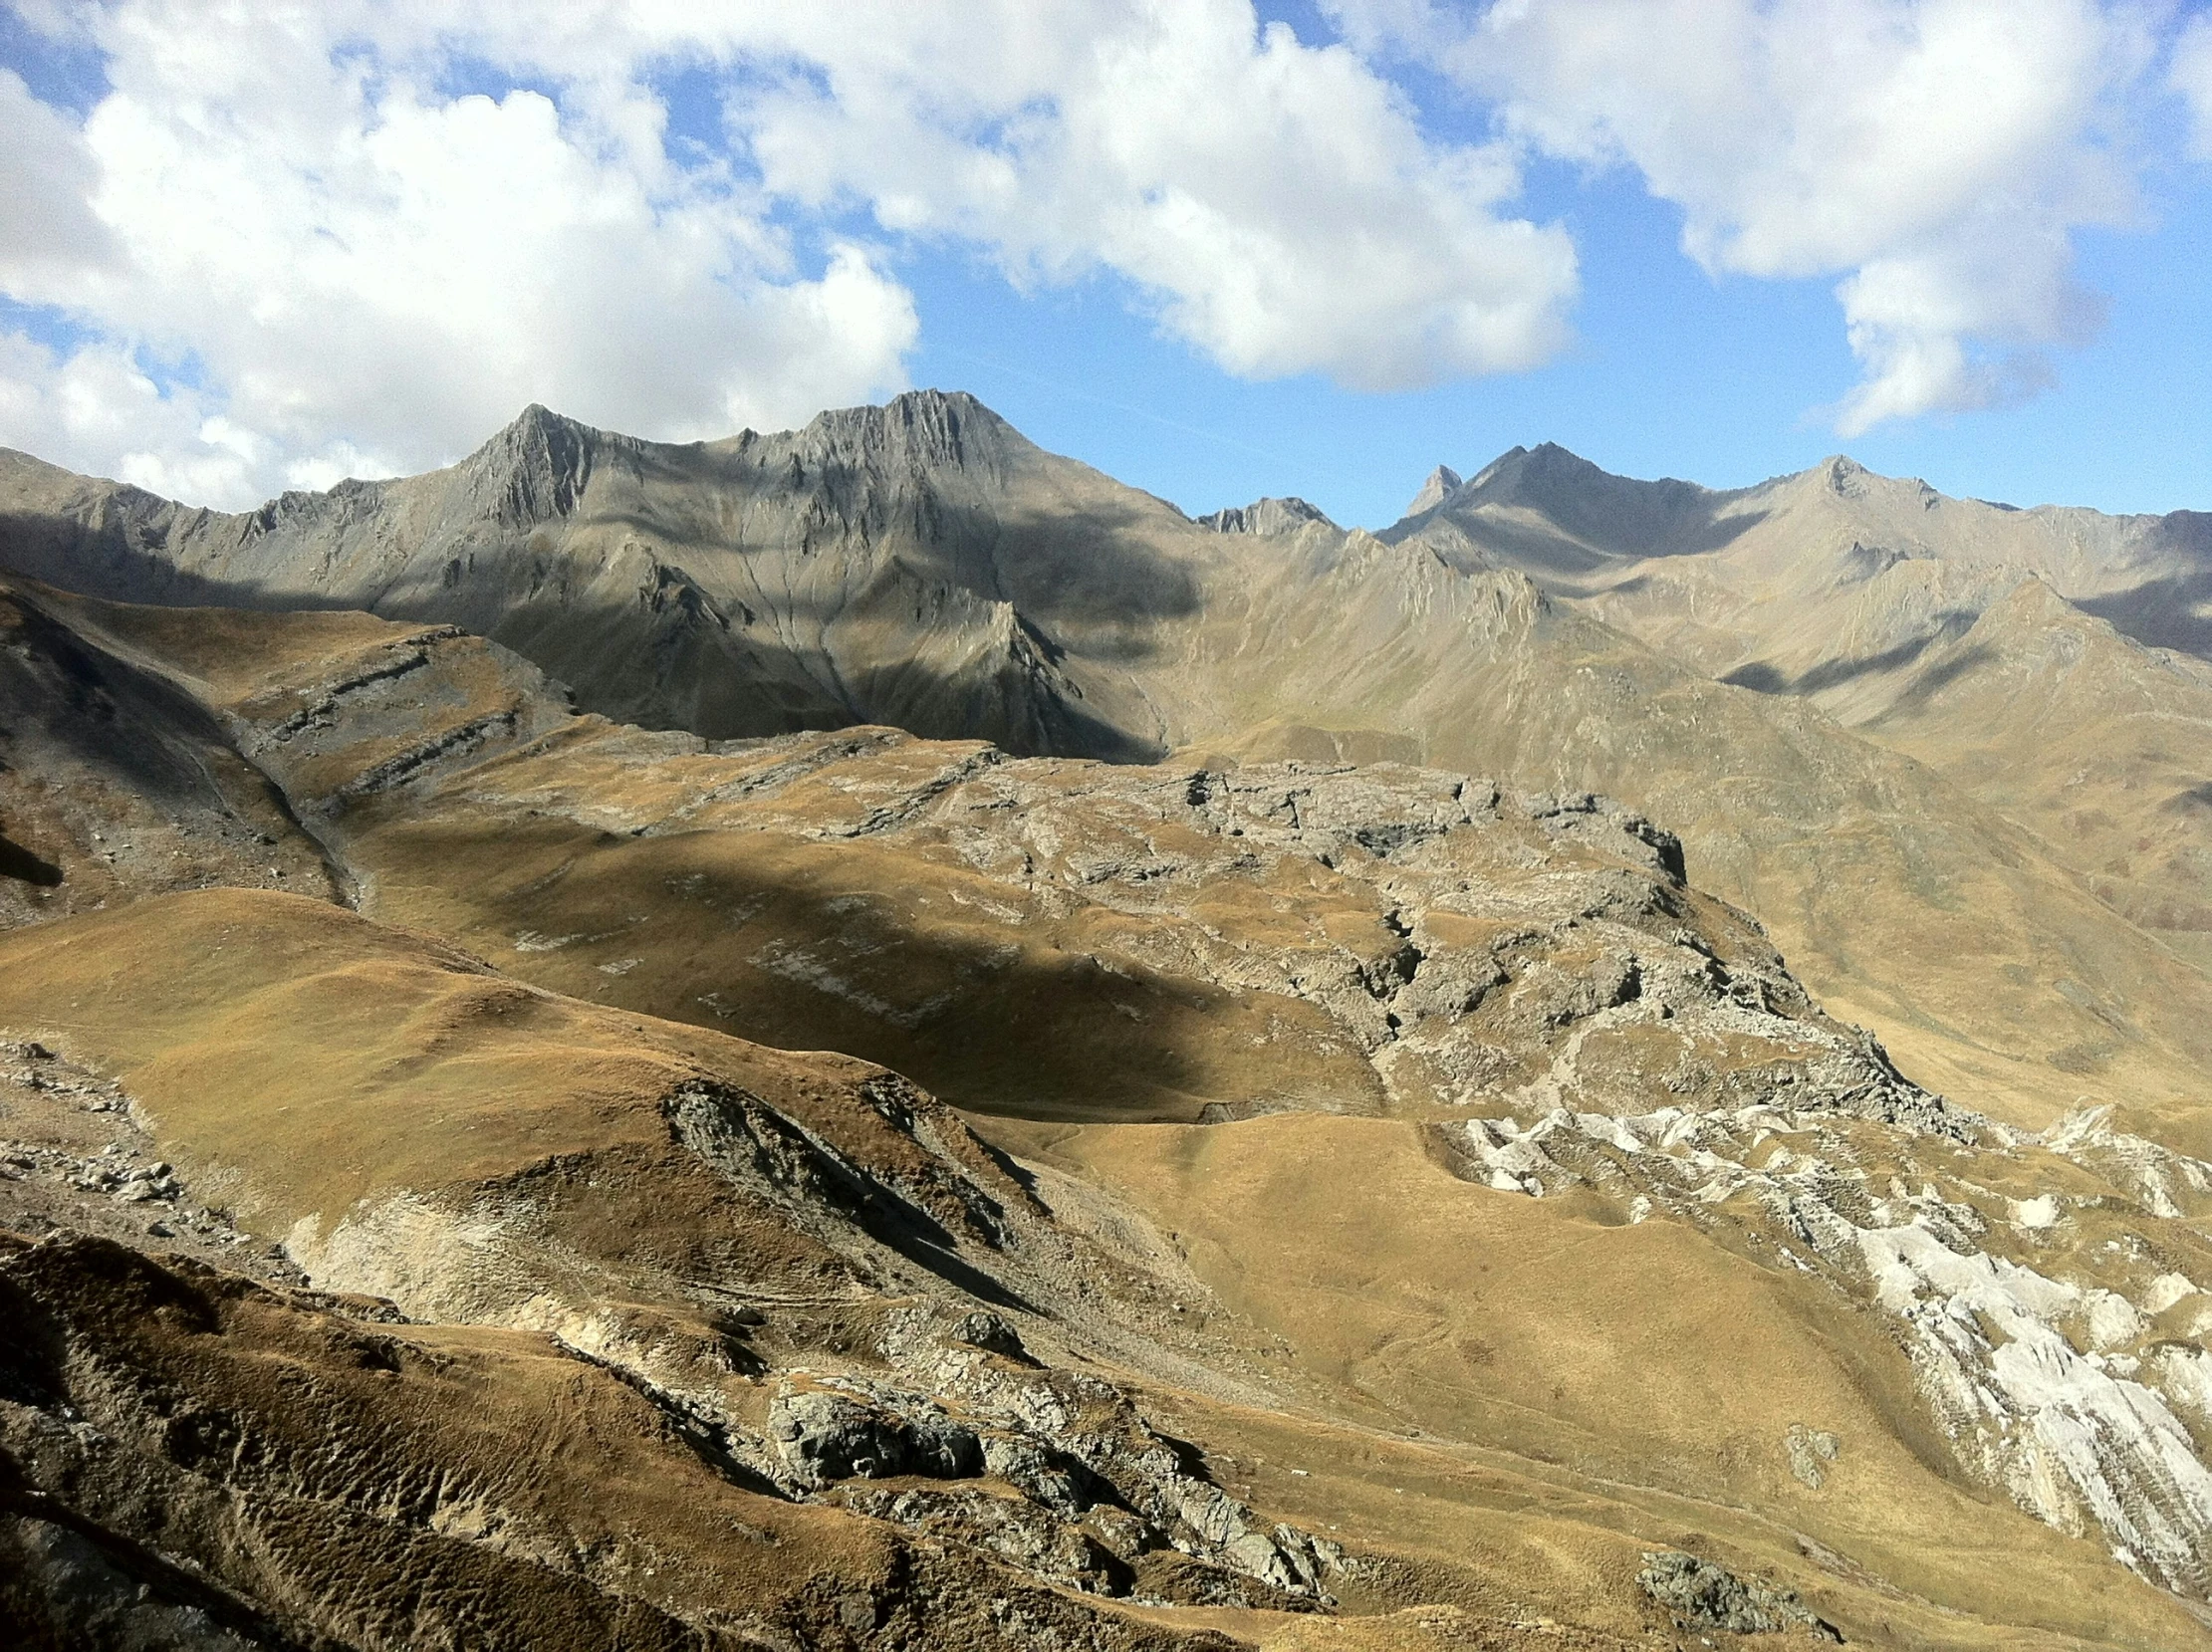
1373;590;2212;1143
1857;579;2212;970
1391;442;2212;685
1390;445;2212;987
0;887;1025;1319
4;889;2204;1649
4;1228;1139;1652
1019;1108;2212;1648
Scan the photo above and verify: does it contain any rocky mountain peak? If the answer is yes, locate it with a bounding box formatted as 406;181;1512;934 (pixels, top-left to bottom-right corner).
1470;441;1617;502
798;387;1025;477
1822;454;1870;498
462;401;600;528
1405;464;1462;516
1421;441;1723;562
1465;445;1528;491
1196;496;1334;535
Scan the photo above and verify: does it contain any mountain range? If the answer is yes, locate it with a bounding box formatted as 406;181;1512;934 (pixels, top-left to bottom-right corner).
4;393;2212;1649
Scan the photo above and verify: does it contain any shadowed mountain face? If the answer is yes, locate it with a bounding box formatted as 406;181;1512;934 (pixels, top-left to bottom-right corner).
7;404;2212;1643
0;582;346;925
0;395;1186;761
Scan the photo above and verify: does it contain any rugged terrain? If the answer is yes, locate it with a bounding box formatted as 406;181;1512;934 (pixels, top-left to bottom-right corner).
1391;444;2212;987
9;392;2212;1134
2;399;2212;1647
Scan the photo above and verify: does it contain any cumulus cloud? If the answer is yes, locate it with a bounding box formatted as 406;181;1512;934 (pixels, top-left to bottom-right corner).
717;1;1577;389
0;68;117;286
0;2;918;505
1337;0;2155;433
0;0;1577;506
2177;12;2212;159
8;0;2184;494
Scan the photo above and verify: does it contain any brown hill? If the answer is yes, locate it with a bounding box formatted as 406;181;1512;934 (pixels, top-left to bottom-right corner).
3;584;2212;1644
1389;442;2212;681
1389;445;2212;976
7;403;2212;1642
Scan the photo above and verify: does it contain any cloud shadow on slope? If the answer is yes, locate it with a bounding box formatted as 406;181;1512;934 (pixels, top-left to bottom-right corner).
1384;496;1775;578
2077;574;2212;665
0;827;62;886
362;814;1364;1130
1719;613;1978;700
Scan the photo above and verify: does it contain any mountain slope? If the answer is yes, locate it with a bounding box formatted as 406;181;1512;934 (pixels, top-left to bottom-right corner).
0;579;343;925
8;406;2212;1136
1860;579;2212;966
1390;442;2212;682
5;591;2212;1643
0;396;1185;759
1386;446;2212;981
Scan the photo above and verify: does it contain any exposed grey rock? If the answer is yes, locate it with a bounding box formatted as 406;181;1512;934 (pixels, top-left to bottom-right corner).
1456;1091;2212;1599
1404;464;1461;517
837;1486;1133;1595
1196;497;1333;536
949;1308;1030;1361
1637;1550;1838;1638
0;391;1173;761
0;1515;271;1651
767;1384;983;1487
1786;1423;1842;1490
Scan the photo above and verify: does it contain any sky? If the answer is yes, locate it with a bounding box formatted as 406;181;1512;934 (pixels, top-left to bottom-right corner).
1;1;2209;529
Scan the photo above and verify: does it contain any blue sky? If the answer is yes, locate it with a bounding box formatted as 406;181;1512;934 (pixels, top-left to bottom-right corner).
3;2;2209;525
896;3;2212;525
901;162;2212;524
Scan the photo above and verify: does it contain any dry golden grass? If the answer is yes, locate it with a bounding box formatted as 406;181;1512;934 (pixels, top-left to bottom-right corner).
6;580;2212;1646
1000;1111;2212;1650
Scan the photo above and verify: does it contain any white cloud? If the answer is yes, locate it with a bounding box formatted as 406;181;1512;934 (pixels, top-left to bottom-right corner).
9;0;2180;494
2177;13;2212;159
0;68;118;288
719;2;1578;389
420;0;1582;386
0;333;167;470
0;2;919;506
0;0;1578;506
1339;0;2156;433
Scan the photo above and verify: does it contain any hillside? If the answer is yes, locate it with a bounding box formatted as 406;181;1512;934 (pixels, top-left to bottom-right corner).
9;398;2212;1136
5;400;2212;1645
1;579;2211;1645
1386;442;2212;1002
